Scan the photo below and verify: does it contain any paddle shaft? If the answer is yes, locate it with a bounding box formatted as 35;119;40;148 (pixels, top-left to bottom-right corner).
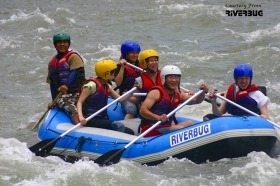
215;93;280;129
40;92;63;120
133;93;146;96
126;62;188;91
37;87;137;152
30;92;63;131
125;63;215;106
133;90;216;105
134;91;206;97
98;90;205;165
125;62;145;72
125;90;204;149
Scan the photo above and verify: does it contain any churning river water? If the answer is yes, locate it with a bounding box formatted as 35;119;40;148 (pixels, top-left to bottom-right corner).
1;0;280;185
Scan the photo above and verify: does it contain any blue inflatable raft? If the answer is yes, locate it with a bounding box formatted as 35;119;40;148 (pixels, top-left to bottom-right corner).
37;99;280;165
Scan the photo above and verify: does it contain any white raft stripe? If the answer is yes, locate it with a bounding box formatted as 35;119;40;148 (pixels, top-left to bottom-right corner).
51;129;276;164
56;123;136;140
130;128;276;164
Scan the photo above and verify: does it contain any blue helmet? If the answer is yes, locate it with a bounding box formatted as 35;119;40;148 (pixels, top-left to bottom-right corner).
121;40;141;60
233;64;253;83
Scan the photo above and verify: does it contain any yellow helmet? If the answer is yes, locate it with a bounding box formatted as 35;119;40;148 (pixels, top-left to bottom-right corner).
139;49;159;69
95;60;117;80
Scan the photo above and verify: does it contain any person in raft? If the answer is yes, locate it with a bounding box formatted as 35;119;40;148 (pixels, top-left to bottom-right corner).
47;31;85;124
205;63;269;120
77;60;135;134
114;40;141;119
129;49;163;106
139;65;209;137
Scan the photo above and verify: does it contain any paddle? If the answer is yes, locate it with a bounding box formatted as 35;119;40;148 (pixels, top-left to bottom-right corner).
126;62;215;105
203;86;266;106
133;93;146;96
94;89;205;166
133;91;216;103
125;62;145;72
29;87;138;157
133;92;217;105
27;92;63;131
214;93;280;129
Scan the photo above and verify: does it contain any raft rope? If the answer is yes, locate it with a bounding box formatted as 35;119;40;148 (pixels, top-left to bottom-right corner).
57;136;93;154
59;138;76;155
75;136;92;153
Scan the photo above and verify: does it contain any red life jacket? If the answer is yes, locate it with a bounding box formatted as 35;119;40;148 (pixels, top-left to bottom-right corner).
226;83;260;115
141;86;181;137
139;71;162;101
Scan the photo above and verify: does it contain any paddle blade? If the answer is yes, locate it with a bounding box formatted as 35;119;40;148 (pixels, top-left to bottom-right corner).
26;121;37;131
26;111;48;131
28;138;56;157
94;148;125;166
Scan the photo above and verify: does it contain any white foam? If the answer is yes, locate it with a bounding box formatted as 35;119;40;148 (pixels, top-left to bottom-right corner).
0;8;54;25
226;23;280;43
229;152;280;185
0;138;33;162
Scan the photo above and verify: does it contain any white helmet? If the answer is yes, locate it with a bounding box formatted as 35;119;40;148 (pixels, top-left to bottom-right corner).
160;65;181;84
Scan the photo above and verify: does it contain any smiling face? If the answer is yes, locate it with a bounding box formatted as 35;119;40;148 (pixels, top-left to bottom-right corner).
55;40;70;54
146;57;159;72
236;76;251;90
126;51;139;63
164;74;181;91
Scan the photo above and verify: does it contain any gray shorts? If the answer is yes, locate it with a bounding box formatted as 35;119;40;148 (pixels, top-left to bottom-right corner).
121;100;137;115
56;93;79;117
